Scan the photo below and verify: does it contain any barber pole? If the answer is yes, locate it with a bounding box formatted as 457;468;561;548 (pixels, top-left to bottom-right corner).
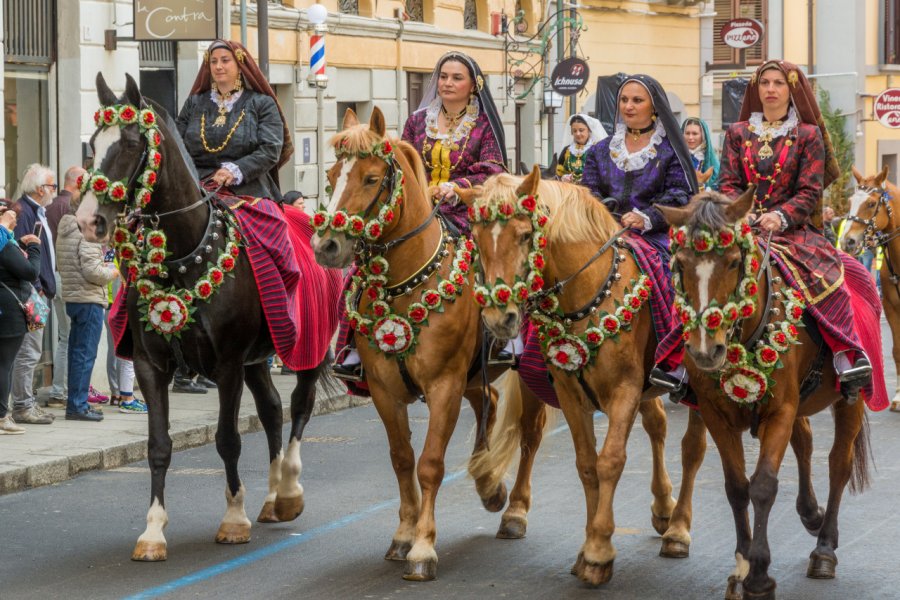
310;33;326;81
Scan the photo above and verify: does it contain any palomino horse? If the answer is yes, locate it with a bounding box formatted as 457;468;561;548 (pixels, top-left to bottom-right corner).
840;165;900;411
75;74;338;560
310;108;549;581
462;167;708;586
659;188;871;600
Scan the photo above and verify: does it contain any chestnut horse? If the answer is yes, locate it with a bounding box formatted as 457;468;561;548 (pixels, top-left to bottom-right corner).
659;188;871;600
310;108;549;581
462;167;708;586
75;74;338;560
840;165;900;411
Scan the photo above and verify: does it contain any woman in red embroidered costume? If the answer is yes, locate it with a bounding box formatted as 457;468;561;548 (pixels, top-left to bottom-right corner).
718;60;873;397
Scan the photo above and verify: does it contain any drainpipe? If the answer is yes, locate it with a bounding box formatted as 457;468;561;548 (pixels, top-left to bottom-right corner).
396;15;406;133
807;0;815;75
240;0;247;46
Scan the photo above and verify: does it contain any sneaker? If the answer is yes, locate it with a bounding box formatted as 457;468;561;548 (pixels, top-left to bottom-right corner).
65;408;104;422
12;406;54;425
88;386;110;404
195;375;217;389
172;379;208;394
119;398;148;414
0;415;25;435
47;397;66;409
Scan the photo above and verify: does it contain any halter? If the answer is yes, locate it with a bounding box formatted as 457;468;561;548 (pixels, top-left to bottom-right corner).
846;185;897;248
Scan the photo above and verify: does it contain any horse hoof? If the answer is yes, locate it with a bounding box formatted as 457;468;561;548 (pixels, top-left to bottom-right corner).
496;515;527;539
659;539;690;559
274;495;305;522
651;513;671;536
575;557;614;587
481;482;508;513
741;581;776;600
131;541;167;562
256;501;279;523
890;400;900;412
570;551;584;575
801;507;825;536
384;540;412;561
724;575;742;600
402;558;437;581
807;553;837;579
215;522;251;544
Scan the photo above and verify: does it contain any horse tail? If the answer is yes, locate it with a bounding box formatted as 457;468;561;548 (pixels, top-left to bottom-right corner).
468;372;528;488
848;407;873;494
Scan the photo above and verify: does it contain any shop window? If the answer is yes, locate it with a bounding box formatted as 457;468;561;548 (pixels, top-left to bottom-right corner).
139;41;177;118
4;76;50;197
712;0;767;67
407;71;427;114
885;0;900;64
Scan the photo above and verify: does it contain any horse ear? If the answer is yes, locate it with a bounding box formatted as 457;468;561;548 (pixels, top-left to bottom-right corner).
96;72;117;107
369;107;386;137
877;164;890;186
515;165;541;198
724;185;756;223
851;165;864;183
456;186;482;207
124;73;142;107
342;108;359;130
701;167;714;182
656;203;691;227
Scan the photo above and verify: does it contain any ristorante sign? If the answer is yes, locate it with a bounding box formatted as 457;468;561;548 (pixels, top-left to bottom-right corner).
134;0;219;41
720;18;764;49
874;88;900;129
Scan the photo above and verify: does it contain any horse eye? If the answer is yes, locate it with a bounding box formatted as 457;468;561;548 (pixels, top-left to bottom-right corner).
729;259;741;270
364;175;379;185
518;232;531;245
866;201;876;208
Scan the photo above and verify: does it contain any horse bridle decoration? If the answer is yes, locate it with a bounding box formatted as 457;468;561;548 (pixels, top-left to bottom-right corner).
846;184;896;248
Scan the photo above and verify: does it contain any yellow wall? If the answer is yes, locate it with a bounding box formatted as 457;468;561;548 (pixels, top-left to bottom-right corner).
782;0;809;68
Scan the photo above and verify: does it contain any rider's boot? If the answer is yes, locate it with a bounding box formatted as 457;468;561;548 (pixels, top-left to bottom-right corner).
649;364;690;404
332;346;364;382
834;350;872;405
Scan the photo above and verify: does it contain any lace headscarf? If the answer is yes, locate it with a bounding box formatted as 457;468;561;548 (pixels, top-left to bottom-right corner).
561;113;607;156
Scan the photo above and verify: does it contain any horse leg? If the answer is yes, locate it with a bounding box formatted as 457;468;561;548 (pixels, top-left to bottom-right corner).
790;417;824;535
132;357;174;561
881;278;900;411
497;383;547;540
807;400;867;580
214;368;252;544
701;409;751;600
742;404;798;600
465;384;508;512
243;361;285;523
403;381;466;581
369;385;419;564
637;397;676;536
661;407;707;558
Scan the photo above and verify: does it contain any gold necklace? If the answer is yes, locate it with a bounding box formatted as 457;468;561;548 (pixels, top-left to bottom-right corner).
201;110;246;153
626;123;655;142
212;83;242;127
440;104;467;131
756;119;783;160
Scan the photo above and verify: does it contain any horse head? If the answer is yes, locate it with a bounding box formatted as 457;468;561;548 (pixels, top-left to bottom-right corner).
840;165;892;255
658;186;758;371
77;73;156;243
462;166;546;340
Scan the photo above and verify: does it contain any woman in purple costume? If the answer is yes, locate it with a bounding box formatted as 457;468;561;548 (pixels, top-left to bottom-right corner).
333;51;508;379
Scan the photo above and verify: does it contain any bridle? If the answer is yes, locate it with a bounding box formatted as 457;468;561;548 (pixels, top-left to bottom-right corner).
845;184;897;249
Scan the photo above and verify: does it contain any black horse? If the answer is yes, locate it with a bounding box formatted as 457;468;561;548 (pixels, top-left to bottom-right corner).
76;73;337;561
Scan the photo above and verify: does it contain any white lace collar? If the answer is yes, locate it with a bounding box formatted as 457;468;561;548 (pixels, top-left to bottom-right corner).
209;88;243;112
608;122;667;172
568;141;595;158
424;96;480;144
748;106;799;139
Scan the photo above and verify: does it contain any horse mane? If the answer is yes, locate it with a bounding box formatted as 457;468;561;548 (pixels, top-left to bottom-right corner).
328;121;428;192
143;97;201;185
475;173;619;245
685;190;734;235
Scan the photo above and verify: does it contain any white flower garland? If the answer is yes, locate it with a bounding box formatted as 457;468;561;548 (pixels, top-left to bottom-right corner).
608;122;667;172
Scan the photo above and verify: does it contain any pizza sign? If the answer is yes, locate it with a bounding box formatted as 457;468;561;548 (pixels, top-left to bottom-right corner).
874;88;900;129
721;19;764;49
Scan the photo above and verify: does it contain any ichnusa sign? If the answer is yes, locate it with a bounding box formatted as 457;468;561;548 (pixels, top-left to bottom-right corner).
721;18;764;49
134;0;220;41
875;88;900;129
551;58;590;97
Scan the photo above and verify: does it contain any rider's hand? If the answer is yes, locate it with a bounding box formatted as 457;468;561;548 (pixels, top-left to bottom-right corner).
621;211;645;230
755;212;783;233
212;168;235;187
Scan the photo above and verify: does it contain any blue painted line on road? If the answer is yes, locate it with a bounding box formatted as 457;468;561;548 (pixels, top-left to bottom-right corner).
125;410;603;599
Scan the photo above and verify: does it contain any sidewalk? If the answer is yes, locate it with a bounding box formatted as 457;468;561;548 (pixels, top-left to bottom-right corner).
0;372;366;495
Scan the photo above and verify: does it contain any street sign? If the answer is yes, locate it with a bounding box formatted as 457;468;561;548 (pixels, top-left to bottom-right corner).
874;88;900;129
721;18;764;49
551;58;590;97
134;0;219;41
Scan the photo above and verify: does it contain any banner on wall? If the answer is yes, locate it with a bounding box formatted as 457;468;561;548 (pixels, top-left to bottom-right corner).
134;0;220;41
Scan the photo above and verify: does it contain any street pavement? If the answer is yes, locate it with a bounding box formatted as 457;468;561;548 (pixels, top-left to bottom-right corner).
1;317;899;599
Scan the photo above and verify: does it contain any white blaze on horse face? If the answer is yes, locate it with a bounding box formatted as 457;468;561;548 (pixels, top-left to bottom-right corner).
135;497;169;546
327;157;356;213
847;188;869;219
490;222;503;256
695;259;716;354
77;126;122;239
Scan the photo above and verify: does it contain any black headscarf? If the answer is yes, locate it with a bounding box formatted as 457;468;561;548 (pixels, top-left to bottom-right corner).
615;75;698;194
417;51;508;168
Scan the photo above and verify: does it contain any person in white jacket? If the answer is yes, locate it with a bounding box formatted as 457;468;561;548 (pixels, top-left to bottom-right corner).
56;198;118;421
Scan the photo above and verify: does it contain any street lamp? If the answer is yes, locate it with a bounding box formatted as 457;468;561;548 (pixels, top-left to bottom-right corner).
543;88;564;165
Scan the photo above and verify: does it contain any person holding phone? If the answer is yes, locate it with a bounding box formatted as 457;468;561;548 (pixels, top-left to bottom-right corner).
9;164;57;425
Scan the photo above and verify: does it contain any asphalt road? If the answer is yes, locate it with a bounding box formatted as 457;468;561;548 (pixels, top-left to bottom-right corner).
3;326;900;599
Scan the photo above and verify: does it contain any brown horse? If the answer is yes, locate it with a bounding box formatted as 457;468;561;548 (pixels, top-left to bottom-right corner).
461;167;708;586
840;165;900;411
310;108;549;581
659;188;871;600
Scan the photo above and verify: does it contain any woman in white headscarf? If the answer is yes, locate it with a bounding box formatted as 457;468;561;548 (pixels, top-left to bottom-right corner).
556;113;607;183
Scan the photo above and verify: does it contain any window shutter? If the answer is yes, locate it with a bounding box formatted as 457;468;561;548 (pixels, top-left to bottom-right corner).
713;0;735;64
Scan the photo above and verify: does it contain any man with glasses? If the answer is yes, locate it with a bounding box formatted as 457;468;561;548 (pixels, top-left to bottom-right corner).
10;164;58;425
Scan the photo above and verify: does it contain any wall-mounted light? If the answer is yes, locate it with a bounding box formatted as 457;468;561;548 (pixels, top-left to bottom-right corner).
543;89;563;111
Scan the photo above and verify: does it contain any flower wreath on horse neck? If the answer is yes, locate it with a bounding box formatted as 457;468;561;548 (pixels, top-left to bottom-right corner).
669;220;807;406
310;138;476;359
469;193;652;375
81;103;242;340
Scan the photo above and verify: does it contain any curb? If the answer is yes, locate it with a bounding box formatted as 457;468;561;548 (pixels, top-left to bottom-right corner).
0;391;370;496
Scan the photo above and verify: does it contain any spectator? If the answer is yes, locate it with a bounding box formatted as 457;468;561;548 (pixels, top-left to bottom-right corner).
0;201;41;434
283;190;305;211
104;264;146;414
10;164;57;425
823;205;837;246
56;194;118;421
45;166;86;408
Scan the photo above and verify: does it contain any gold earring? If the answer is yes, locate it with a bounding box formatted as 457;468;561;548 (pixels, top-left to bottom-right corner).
235;75;243;92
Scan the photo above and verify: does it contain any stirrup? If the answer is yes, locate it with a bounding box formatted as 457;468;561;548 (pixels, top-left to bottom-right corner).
487;339;516;367
649;367;687;404
835;353;872;383
332;346;364;383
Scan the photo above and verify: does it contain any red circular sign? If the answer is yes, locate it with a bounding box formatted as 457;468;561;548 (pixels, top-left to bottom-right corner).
721;19;764;49
875;88;900;129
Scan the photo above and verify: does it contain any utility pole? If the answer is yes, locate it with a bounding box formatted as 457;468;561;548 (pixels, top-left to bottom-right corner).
259;0;269;78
